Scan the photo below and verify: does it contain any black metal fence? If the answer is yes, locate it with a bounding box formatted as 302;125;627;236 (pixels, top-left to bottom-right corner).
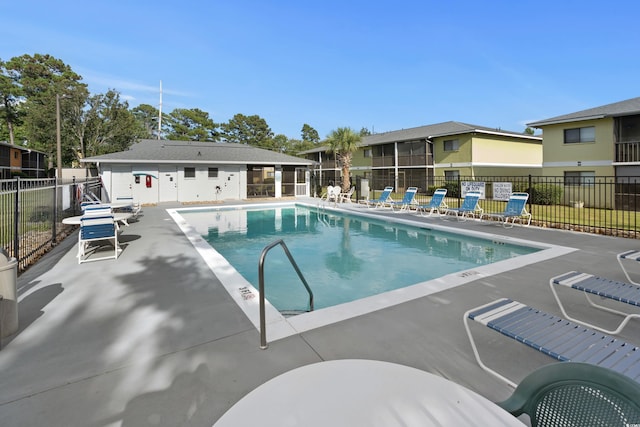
353;175;640;238
3;174;640;274
0;177;102;273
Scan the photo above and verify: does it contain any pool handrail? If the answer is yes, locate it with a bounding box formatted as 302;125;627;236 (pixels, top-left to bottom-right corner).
258;239;314;349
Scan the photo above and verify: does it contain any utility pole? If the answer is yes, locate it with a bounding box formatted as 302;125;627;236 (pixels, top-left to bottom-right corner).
158;80;162;140
56;94;63;179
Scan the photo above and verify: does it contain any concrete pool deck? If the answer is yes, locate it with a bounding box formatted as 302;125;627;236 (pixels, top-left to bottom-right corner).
2;199;640;426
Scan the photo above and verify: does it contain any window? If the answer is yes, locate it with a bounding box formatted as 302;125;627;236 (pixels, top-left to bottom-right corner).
564;171;595;186
208;167;219;178
444;170;459;180
184;167;196;178
444;139;459;151
564;126;595;144
363;149;372;158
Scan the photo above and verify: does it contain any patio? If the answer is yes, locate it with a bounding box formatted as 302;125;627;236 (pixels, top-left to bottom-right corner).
1;200;639;426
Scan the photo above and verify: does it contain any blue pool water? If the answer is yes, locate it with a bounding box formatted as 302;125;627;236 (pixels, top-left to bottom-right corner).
180;205;540;312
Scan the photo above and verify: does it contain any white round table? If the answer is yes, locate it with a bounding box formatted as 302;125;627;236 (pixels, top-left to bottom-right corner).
62;212;134;227
214;359;524;427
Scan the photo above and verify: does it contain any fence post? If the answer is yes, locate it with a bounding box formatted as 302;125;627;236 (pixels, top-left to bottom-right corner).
72;176;77;206
53;177;58;244
528;174;533;212
13;177;20;262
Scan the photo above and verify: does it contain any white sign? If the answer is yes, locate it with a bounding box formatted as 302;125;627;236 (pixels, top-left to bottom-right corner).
461;181;486;199
492;182;513;201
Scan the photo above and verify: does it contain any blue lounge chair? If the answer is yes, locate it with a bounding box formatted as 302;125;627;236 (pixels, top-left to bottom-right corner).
78;205;119;264
442;191;482;221
415;188;447;217
550;271;640;335
464;297;640;387
618;250;640;286
389;187;418;212
481;192;531;228
358;186;394;208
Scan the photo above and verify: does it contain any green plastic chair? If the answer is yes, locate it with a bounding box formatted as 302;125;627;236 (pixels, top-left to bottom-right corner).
497;362;640;427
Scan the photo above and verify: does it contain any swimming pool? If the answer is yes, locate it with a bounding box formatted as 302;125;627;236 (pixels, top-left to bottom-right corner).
179;205;538;312
169;202;576;342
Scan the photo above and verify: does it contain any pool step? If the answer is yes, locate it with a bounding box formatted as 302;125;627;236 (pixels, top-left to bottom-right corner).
280;309;311;318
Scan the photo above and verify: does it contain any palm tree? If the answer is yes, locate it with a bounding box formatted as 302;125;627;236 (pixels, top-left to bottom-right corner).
326;127;361;193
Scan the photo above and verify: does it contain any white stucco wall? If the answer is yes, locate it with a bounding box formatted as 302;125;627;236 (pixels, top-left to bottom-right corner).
99;163;249;204
177;165;244;202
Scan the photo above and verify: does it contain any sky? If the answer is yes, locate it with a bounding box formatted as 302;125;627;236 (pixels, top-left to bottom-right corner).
3;0;640;139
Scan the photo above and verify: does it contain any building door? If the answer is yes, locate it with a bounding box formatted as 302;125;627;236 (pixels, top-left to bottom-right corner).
295;167;308;196
159;165;178;202
111;165;133;199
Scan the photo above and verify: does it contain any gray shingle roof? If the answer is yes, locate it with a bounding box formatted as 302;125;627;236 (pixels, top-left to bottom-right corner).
81;139;314;166
528;97;640;127
0;141;46;155
362;121;538;146
298;121;540;154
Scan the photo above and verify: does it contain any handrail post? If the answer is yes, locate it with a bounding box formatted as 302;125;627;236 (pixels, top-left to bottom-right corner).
258;239;314;350
258;244;269;349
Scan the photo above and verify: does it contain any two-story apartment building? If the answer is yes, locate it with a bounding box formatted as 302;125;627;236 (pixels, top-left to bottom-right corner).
529;97;640;178
529;96;640;209
0;141;48;179
302;121;542;194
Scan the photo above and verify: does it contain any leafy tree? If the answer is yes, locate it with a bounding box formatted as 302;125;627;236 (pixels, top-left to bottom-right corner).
301;123;320;143
220;113;273;147
326;127;361;192
70;89;145;162
359;127;372;136
164;108;218;141
524;127;535;135
132;104;160;139
0;59;24;144
272;134;292;153
289;139;315;156
5;54;87;170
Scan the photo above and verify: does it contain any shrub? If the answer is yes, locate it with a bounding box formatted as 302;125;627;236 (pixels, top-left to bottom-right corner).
513;182;530;193
530;183;563;205
442;181;461;198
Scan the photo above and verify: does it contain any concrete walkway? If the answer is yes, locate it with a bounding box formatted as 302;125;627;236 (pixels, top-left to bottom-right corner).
1;200;639;426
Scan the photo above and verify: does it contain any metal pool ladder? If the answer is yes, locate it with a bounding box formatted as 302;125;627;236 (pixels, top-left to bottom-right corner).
259;239;314;349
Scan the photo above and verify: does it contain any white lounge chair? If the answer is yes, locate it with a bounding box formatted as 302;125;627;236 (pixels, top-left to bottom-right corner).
320;185;341;204
78;205;120;264
481;192;531;228
442;191;482;221
415;188;448;217
618;250;640;286
389;187;418;212
358;186;394;208
550;271;640;335
338;186;356;204
464;297;640;387
116;197;142;218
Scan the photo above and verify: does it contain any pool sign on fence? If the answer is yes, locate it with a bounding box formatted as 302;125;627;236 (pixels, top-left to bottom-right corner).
492;182;513;201
461;181;486;199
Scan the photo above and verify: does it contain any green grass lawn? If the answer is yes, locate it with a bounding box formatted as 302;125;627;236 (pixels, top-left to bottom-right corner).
407;192;640;233
530;204;640;231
